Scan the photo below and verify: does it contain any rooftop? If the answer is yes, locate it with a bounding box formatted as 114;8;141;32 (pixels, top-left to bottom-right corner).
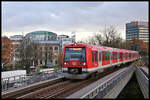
26;31;57;36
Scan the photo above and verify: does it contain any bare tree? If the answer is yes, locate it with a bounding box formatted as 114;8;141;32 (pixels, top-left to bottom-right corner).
94;33;103;45
58;50;63;66
100;26;121;47
80;26;133;50
18;37;39;72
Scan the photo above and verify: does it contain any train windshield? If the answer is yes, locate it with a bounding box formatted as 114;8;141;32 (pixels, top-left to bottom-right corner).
64;47;86;61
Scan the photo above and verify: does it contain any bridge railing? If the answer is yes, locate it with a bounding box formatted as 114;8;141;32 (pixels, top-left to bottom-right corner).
135;67;149;98
81;66;135;98
67;66;135;99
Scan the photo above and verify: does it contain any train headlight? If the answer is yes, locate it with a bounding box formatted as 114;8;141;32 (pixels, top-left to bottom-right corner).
64;62;67;65
64;62;69;65
80;62;86;66
83;62;86;65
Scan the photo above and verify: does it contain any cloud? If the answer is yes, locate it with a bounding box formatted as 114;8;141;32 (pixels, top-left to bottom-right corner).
2;2;148;40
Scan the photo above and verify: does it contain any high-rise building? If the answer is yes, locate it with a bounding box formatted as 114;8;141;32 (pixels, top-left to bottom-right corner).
126;21;149;43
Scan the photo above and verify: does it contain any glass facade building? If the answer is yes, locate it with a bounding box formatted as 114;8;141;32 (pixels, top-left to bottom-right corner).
126;21;149;43
25;31;57;41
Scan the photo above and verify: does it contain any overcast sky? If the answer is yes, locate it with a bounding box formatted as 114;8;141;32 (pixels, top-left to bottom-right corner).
2;2;148;41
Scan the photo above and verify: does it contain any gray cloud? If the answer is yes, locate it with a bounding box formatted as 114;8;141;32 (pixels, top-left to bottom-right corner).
2;2;148;40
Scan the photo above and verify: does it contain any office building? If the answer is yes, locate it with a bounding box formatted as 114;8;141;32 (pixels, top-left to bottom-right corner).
34;40;60;67
126;21;149;43
57;35;75;51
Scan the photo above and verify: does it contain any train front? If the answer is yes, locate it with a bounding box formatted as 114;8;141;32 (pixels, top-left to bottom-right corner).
62;43;89;79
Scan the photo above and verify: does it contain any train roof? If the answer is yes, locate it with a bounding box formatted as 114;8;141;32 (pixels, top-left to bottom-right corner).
64;43;138;53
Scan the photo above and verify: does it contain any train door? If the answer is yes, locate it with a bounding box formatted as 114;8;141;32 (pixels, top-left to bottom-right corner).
110;51;112;65
119;52;123;62
108;51;110;64
102;51;106;66
92;50;98;68
106;51;108;65
112;52;114;64
117;52;120;63
98;50;102;67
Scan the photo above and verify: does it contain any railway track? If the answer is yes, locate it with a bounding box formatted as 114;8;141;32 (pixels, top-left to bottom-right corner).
2;77;65;99
15;65;128;99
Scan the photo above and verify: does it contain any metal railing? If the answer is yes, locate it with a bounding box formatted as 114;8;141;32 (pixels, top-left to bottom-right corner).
135;67;149;98
80;66;134;98
1;69;63;91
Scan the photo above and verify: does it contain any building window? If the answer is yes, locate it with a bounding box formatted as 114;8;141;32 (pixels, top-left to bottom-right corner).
49;47;53;50
45;47;47;51
40;47;42;51
40;60;42;64
55;47;58;50
55;60;57;64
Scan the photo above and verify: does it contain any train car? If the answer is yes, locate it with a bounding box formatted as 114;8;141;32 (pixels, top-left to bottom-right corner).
62;43;139;79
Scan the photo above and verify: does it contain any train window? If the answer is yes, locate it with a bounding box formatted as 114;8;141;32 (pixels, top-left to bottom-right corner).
95;52;98;62
108;52;109;60
64;47;86;61
103;52;105;61
105;52;106;61
99;52;101;61
107;52;108;60
113;52;115;60
116;53;118;60
111;52;113;60
129;53;131;58
112;52;114;60
121;53;123;59
92;51;94;62
114;52;116;60
106;52;108;60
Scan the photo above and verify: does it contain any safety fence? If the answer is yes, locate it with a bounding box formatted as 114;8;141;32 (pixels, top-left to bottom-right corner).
1;69;63;91
80;66;134;98
135;67;149;98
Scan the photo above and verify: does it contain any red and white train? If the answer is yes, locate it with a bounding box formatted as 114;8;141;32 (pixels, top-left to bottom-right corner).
62;43;139;79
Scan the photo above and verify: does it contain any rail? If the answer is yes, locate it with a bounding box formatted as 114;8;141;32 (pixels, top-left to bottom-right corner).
1;69;63;91
2;77;64;99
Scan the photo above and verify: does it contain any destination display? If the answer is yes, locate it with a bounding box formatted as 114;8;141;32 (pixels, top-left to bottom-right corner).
69;48;82;51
